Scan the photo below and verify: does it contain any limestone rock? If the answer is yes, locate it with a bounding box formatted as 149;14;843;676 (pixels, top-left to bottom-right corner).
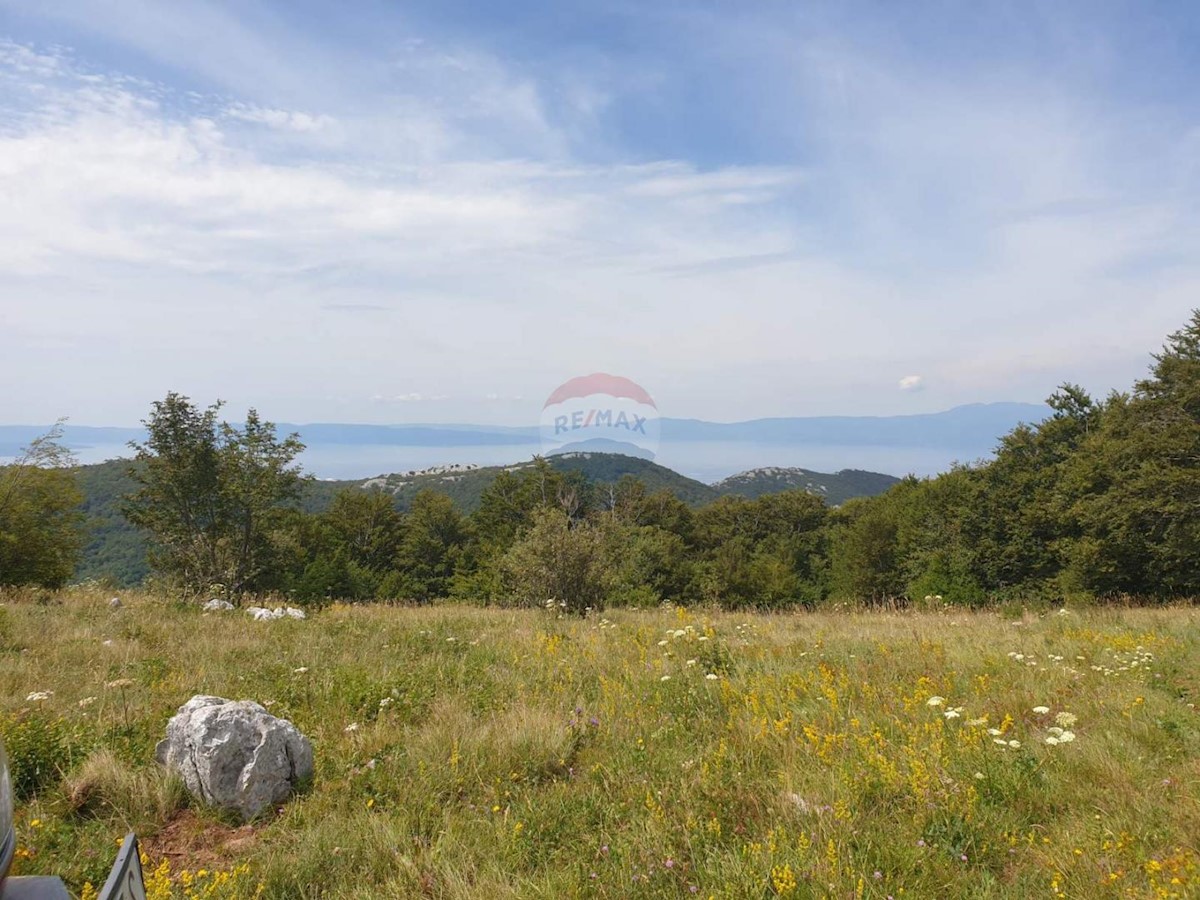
155;695;313;820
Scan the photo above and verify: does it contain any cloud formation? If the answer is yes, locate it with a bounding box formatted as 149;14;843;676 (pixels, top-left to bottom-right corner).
0;2;1197;427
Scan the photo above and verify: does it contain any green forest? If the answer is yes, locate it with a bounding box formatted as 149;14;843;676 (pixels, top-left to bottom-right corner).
6;311;1200;610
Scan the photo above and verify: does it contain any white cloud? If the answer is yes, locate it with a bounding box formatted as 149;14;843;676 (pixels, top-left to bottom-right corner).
225;104;335;133
0;7;1198;427
898;375;924;392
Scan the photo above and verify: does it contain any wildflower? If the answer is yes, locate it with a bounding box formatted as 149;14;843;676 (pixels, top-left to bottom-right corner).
657;640;669;647
344;722;359;732
1048;726;1063;736
105;678;133;689
974;772;985;780
686;658;697;666
1058;731;1075;743
660;675;671;682
1008;740;1021;749
293;667;309;674
1032;706;1050;715
705;673;719;680
664;859;674;869
1045;736;1059;745
967;716;988;726
944;707;963;719
926;696;945;707
987;728;1003;736
78;696;96;707
1055;712;1077;727
379;697;393;708
25;691;53;702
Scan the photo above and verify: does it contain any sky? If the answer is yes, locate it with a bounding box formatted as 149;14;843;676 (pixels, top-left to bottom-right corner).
1;0;1198;427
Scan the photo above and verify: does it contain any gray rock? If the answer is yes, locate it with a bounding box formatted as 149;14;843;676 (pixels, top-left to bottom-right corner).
202;598;235;611
245;606;306;621
108;597;122;609
155;695;313;820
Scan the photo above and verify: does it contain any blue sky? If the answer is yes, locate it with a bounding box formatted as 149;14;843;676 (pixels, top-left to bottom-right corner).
1;0;1198;426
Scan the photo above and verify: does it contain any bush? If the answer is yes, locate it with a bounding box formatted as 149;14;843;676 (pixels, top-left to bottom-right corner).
500;508;615;613
1;710;86;799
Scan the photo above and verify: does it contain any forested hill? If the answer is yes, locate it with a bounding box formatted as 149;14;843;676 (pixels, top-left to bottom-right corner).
713;467;901;505
73;452;899;585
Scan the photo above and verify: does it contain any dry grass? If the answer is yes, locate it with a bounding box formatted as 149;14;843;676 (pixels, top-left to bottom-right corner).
1;588;1198;897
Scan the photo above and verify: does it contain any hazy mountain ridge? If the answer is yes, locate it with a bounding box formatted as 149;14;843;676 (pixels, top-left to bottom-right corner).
0;402;1051;458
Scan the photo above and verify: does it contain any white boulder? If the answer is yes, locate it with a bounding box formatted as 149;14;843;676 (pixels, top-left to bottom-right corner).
202;598;235;611
246;606;306;621
155;695;313;820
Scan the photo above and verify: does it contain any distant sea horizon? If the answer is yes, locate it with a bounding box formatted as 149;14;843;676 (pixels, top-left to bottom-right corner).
43;440;987;483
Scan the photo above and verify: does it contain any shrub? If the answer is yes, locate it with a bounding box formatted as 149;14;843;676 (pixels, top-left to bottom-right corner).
500;508;615;613
1;710;86;799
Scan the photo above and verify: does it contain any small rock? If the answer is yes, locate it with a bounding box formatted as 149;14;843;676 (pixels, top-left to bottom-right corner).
155;695;313;821
108;597;122;609
203;599;235;611
246;606;305;621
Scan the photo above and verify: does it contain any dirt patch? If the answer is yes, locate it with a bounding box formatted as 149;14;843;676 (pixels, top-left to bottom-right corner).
141;809;260;869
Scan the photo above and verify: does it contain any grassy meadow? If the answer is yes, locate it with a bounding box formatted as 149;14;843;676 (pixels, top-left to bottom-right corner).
1;590;1198;898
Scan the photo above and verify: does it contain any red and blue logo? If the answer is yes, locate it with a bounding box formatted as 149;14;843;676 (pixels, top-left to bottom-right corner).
539;373;660;459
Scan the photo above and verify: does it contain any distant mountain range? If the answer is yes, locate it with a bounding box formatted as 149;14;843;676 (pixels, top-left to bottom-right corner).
73;452;902;585
1;402;1051;482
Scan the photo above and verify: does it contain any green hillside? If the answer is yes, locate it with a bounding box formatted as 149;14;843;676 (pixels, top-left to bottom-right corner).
713;466;901;505
71;453;897;586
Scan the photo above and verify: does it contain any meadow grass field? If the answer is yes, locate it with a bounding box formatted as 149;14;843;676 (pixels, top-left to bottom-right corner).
1;590;1198;899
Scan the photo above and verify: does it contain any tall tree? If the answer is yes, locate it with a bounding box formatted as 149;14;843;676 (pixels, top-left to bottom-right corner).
0;422;83;587
124;393;306;596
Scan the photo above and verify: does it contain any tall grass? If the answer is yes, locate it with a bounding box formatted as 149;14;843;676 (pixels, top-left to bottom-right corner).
1;587;1197;897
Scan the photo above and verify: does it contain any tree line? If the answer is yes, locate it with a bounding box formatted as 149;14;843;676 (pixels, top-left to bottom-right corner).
5;311;1200;609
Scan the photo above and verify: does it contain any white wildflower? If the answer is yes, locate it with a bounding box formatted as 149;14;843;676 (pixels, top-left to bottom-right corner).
26;691;53;702
1032;706;1050;715
926;696;945;707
